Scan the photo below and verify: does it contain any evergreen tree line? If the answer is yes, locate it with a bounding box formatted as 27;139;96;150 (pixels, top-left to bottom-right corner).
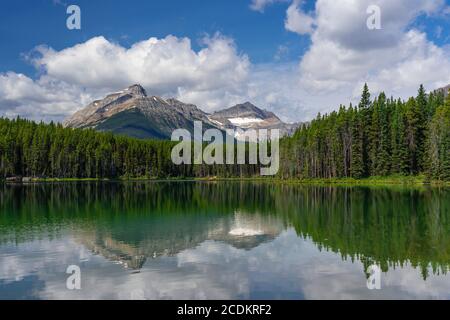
0;84;449;181
279;84;450;181
0;118;260;179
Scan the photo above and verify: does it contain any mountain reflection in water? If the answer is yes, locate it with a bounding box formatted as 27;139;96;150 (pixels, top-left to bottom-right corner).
0;182;449;299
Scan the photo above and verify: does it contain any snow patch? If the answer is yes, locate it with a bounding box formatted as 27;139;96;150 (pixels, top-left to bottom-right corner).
208;117;223;127
229;228;264;236
228;117;264;125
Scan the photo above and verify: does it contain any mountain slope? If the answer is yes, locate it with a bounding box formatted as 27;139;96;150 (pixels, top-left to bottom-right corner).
64;84;219;139
436;84;450;97
64;84;299;140
209;102;299;137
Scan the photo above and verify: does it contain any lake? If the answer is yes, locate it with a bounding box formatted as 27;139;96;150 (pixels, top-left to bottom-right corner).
0;181;449;300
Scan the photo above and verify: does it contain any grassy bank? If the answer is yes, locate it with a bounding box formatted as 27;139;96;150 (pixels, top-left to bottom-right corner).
203;175;450;186
4;174;448;186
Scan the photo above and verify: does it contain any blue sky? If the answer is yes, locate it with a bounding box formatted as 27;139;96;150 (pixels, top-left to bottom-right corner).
0;0;312;73
0;0;449;122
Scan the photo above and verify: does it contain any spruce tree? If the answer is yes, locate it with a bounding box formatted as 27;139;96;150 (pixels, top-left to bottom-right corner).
427;91;450;181
357;83;371;177
351;111;365;178
377;93;390;175
415;84;427;171
369;96;380;175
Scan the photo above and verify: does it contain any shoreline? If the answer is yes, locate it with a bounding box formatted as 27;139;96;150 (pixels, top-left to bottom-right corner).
1;175;449;187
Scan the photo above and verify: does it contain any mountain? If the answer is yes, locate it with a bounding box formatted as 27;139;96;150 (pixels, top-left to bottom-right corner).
64;84;299;140
435;84;450;97
208;102;299;138
64;84;217;139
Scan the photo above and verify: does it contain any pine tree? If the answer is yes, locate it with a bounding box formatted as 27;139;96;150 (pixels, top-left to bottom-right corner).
405;97;420;174
369;96;380;175
391;100;409;174
351;111;365;178
356;83;371;177
427;91;450;181
415;84;427;171
377;93;390;175
360;83;371;110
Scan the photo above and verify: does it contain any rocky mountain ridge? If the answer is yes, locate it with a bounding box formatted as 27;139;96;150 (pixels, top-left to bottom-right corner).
64;84;300;140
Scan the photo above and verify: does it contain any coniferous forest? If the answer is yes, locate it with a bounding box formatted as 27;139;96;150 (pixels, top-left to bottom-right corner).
279;84;450;181
0;84;449;181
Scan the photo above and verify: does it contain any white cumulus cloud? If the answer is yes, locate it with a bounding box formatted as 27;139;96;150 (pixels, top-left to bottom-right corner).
0;34;250;120
295;0;450;101
247;0;450;120
285;0;315;35
32;35;249;96
0;72;94;121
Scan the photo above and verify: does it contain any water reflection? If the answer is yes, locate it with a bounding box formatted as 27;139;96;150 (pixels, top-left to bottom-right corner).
0;182;449;299
76;211;284;270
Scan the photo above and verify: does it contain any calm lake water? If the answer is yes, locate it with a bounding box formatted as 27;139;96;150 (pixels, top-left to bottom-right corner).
0;181;449;300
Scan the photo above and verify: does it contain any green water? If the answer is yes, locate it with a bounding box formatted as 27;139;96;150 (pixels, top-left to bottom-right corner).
0;182;449;299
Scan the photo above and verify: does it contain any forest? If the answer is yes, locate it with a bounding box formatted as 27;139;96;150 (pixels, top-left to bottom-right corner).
0;117;260;179
279;84;450;181
0;84;449;181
